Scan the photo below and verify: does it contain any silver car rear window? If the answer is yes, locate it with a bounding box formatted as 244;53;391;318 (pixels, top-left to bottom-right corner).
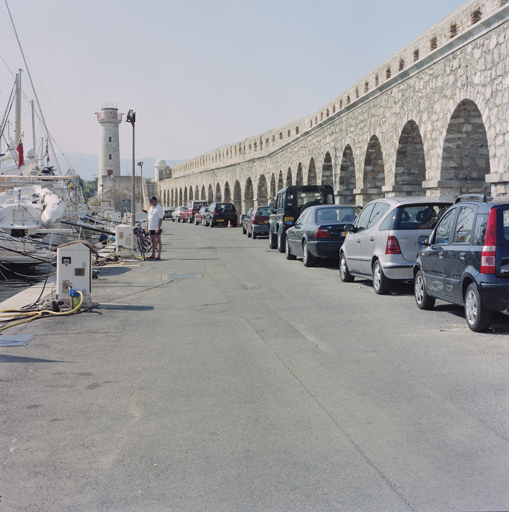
380;204;449;231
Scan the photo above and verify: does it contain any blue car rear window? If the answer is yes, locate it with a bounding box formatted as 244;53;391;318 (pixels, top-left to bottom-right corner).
501;207;509;244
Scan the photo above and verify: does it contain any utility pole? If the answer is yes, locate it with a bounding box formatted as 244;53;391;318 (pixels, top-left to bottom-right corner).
126;110;136;226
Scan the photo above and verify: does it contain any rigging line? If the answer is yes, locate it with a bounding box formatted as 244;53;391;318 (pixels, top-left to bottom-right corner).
0;83;15;138
1;14;91;177
4;0;62;174
0;244;54;263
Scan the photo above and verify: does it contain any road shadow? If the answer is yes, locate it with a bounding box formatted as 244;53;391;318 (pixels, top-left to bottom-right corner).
94;266;132;277
0;355;69;363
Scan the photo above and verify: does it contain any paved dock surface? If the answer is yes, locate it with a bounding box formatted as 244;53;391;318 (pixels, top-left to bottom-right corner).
1;222;508;511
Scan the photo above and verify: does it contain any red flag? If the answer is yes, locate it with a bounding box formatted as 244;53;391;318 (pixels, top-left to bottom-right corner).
16;140;24;167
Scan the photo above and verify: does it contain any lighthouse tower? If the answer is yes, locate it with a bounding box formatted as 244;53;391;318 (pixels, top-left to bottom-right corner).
96;103;122;193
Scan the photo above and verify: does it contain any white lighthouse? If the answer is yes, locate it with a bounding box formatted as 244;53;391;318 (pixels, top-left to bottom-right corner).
96;103;122;193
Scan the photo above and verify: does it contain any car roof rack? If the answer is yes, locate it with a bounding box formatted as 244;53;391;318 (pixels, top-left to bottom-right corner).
454;194;487;204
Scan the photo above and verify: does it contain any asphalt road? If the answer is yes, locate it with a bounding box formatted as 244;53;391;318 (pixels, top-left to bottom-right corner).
1;221;508;511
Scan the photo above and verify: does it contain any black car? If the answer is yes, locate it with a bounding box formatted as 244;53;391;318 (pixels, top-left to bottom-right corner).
414;194;509;332
285;205;361;267
206;202;238;227
268;185;335;252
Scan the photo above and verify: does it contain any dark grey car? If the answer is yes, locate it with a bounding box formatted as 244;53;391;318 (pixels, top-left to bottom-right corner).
286;205;360;267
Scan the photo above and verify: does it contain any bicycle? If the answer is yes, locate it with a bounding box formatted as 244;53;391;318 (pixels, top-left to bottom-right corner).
133;223;152;259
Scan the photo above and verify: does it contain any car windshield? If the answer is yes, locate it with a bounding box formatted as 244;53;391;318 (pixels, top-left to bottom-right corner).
315;207;358;223
256;208;271;216
286;190;333;209
383;204;450;230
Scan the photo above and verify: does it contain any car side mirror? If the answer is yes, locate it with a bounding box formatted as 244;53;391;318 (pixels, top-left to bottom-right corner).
344;224;356;233
418;235;430;246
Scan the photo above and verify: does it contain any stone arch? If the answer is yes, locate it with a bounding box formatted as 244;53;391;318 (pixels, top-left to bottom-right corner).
164;189;168;206
296;163;304;186
224;181;231;202
338;145;356;204
395;120;426;196
278;170;284;191
233;180;242;215
179;188;183;205
171;189;174;206
322;152;333;186
257;175;268;205
207;184;214;203
215;183;222;202
270;173;276;203
286;167;292;187
363;136;385;200
201;185;206;200
440;99;490;195
245;177;254;211
184;187;188;204
189;186;194;201
307;158;317;185
195;185;199;200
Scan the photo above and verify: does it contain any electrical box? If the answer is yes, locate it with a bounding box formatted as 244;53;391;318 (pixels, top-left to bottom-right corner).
56;243;92;305
115;224;134;250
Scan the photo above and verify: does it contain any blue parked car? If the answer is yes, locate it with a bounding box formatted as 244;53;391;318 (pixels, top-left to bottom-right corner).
414;194;509;332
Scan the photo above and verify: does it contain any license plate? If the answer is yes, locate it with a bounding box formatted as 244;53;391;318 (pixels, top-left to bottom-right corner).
217;219;224;222
342;231;348;237
264;220;268;224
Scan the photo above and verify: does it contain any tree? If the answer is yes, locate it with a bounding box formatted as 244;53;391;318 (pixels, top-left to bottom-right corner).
82;178;98;201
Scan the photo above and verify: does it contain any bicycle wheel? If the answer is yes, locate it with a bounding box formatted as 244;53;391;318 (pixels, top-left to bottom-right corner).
135;233;146;259
141;235;152;257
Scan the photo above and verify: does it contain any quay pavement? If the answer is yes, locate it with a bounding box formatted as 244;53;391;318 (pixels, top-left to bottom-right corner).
1;223;508;511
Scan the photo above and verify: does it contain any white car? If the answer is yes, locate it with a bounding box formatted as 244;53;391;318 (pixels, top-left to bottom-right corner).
163;206;175;219
172;206;186;222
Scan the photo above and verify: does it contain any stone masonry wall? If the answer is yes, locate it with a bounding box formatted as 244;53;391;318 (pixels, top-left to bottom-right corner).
158;0;509;214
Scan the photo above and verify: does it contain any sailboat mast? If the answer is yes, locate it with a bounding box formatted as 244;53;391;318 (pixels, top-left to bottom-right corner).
31;100;36;152
15;70;21;145
5;0;61;173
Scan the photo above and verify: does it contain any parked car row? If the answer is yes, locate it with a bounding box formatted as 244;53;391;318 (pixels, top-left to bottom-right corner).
169;191;509;332
242;191;508;333
171;201;239;227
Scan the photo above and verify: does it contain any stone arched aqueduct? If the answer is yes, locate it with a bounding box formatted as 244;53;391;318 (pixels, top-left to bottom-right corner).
157;0;509;216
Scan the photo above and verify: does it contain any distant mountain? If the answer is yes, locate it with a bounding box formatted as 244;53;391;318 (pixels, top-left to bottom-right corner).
54;153;182;181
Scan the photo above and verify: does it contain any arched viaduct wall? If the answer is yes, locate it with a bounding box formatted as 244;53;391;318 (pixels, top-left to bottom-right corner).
157;0;509;214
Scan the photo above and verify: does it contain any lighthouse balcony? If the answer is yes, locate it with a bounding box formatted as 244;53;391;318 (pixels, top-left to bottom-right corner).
96;111;122;121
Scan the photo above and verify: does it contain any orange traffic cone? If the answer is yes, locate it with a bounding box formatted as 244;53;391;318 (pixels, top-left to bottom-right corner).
227;220;232;228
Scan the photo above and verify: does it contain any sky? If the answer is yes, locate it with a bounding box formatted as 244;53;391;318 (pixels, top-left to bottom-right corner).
0;0;468;180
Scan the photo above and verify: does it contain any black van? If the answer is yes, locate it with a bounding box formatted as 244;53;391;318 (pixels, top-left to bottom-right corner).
268;185;335;252
414;194;509;331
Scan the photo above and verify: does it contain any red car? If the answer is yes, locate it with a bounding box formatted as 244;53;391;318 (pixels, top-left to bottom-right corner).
247;206;271;239
194;206;209;225
182;200;208;223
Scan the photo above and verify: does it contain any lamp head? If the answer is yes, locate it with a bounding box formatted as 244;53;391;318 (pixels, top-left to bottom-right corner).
126;109;136;124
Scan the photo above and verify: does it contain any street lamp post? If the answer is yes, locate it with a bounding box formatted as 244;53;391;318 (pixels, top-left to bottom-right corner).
137;161;144;211
126;109;136;226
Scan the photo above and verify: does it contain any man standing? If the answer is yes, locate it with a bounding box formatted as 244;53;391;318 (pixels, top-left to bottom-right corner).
146;196;164;260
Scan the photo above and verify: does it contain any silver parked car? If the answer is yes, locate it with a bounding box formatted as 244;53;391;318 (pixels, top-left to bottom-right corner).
172;206;186;222
339;197;453;294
